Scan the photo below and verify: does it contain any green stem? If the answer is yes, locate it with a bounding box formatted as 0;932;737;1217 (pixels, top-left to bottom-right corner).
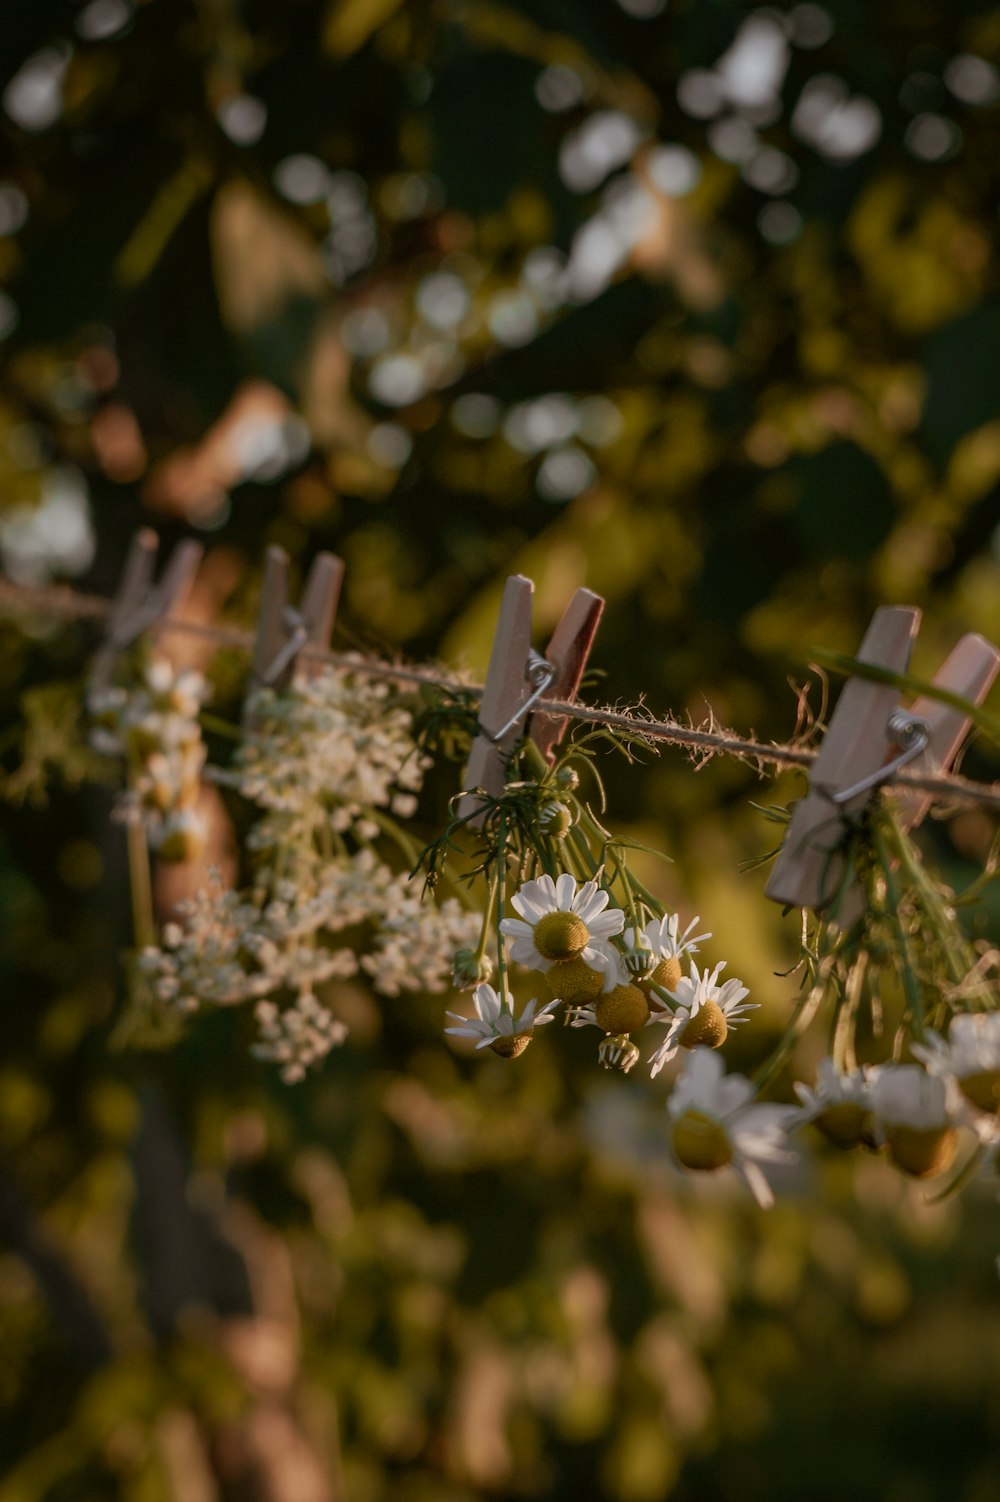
495;814;510;1012
881;808;971;988
873;823;925;1041
568;825;599;880
476;867;498;968
831;951;866;1072
521;739;554;785
608;845;641;933
199;712;242;741
127;819;156;951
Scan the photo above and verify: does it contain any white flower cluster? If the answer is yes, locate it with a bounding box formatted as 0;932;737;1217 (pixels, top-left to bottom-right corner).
253;992;349;1084
88;658;208;860
220;668;429;838
137;868;362;1014
139;665;480;1084
362;890;481;996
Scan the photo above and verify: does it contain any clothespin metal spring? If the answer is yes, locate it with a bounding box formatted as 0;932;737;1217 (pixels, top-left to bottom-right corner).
258;609;309;687
831;709;930;805
480;651;555;745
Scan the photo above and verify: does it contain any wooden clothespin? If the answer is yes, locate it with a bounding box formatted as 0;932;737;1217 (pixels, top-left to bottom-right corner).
460;574;604;822
766;606;1000;920
91;527;203;692
246;544;345;705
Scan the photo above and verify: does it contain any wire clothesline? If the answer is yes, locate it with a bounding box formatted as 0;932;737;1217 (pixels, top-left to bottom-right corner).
4;573;1000;813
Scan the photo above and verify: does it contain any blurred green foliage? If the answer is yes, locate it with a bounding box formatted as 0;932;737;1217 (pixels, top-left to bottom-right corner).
3;0;1000;1497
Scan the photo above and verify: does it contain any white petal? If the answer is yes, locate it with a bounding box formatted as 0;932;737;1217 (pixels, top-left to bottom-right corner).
474;984;502;1023
649;1022;684;1078
500;917;535;941
736;1158;774;1210
588;909;625;939
526;874;557;904
716;1073;756;1117
510;892;545;922
554;872;577;910
669;1046;724;1115
507;936;550;971
718;977;750;1010
574;882;610;922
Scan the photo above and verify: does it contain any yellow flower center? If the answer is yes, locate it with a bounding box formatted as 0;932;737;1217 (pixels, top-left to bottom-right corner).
679;1000;729;1050
490;1032;533;1059
672;1109;733;1171
959;1069;1000;1115
813;1103;872;1149
546;958;604;1005
594;984;650;1036
533;911;590;960
646;956;682;994
885;1124;958;1179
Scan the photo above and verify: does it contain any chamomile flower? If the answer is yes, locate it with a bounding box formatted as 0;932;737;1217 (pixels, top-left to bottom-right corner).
914;1012;1000;1115
624;913;711;990
444;982;559;1058
565;951;650;1035
500;873;624;972
667;1048;796;1209
869;1064;962;1178
648;961;757;1078
795;1060;880;1148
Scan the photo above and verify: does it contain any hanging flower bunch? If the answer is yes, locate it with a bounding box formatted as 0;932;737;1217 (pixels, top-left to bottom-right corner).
410;719;809;1208
766;796;1000;1194
116;664;480;1081
87;656;209;861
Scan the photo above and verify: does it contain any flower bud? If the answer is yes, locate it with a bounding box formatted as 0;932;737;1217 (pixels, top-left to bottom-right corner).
554;766;579;792
623;940;655;980
598;1033;641;1073
452;948;494;988
538;801;573;838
